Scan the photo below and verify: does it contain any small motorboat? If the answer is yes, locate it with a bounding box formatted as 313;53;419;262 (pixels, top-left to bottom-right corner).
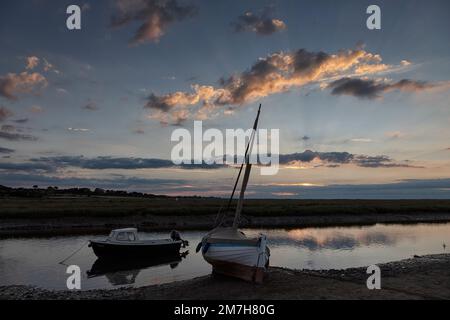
87;251;189;286
89;228;187;259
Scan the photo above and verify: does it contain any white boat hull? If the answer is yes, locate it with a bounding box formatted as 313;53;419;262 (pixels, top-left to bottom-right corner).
201;234;270;283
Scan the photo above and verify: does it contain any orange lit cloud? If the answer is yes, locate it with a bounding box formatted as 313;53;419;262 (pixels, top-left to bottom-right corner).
0;72;47;100
144;48;420;124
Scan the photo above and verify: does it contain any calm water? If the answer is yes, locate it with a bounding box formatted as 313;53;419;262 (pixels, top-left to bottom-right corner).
1;223;449;290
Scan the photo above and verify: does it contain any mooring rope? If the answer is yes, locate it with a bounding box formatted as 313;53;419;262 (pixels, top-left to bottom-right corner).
58;241;89;266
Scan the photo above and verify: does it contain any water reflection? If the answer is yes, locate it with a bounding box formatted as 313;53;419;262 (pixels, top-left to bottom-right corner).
87;251;189;286
1;223;449;290
256;226;408;250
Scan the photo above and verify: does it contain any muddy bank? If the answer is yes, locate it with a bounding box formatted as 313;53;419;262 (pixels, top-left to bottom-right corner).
1;212;450;237
1;254;449;300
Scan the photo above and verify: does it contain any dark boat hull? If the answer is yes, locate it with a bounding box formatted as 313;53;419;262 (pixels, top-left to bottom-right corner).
87;254;184;278
89;240;182;259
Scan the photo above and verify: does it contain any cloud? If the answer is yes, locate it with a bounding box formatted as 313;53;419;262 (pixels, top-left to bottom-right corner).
0;106;13;122
0;131;38;141
111;0;197;45
385;131;405;139
2;150;422;174
25;56;40;70
0;162;52;172
25;56;59;74
279;150;353;165
232;9;287;35
301;135;310;141
67;127;90;132
1;125;15;132
83;101;98;111
352;155;422;168
328;77;442;99
0;72;47;100
56;88;69;95
12;118;29;124
42;58;58;73
29;105;44;113
133;128;145;134
277;150;421;168
144;47;410;124
350;138;372;143
401;60;411;66
30;155;223;170
0;147;14;154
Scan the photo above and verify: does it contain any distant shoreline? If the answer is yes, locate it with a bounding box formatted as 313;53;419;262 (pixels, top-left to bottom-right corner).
1;197;450;237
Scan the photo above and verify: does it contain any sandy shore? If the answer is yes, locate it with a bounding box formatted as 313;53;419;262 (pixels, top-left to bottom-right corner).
2;212;450;237
1;254;449;300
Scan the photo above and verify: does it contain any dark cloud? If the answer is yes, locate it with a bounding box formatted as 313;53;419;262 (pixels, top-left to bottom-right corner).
1;125;15;132
277;150;420;168
133;128;145;134
12;118;29;124
30;156;223;170
232;9;287;35
1;150;421;175
0;147;14;154
301;135;310;141
0;131;39;141
145;93;172;112
328;77;438;99
279;150;354;164
112;0;197;45
352;155;423;168
83;101;98;111
0;162;52;171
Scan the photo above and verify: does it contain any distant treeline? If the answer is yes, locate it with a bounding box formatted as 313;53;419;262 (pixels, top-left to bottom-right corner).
0;185;173;199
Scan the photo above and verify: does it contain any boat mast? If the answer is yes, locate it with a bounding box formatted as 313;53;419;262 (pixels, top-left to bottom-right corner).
232;104;261;228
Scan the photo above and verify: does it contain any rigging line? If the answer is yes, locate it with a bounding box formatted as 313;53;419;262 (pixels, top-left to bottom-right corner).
214;165;240;226
58;241;89;266
218;104;262;226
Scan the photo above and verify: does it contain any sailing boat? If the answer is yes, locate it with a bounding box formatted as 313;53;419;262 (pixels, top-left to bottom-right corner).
197;104;270;283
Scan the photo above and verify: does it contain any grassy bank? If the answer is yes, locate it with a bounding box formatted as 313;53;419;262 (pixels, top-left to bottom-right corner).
1;196;450;219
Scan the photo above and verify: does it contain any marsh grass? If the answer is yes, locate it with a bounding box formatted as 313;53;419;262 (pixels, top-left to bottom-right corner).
1;197;450;219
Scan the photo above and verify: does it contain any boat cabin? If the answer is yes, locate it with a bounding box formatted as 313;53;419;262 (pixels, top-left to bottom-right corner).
108;228;140;242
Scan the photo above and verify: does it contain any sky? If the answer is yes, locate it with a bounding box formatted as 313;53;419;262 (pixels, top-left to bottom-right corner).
0;0;449;198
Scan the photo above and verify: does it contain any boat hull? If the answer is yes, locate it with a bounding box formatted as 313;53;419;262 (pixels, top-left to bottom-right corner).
201;234;270;283
89;240;182;259
205;256;266;283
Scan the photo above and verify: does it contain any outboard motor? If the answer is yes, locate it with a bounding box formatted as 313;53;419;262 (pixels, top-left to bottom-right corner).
170;230;189;248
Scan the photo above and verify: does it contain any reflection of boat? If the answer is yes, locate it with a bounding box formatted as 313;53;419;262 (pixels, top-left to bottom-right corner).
89;228;186;259
87;252;188;286
197;105;270;283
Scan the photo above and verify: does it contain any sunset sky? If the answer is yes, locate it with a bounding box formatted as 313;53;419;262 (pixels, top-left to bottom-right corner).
0;0;449;198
